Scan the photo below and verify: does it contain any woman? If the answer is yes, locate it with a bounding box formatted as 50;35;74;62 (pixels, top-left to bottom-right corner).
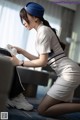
10;2;80;117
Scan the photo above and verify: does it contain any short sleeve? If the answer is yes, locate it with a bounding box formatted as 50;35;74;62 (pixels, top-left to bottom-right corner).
36;27;51;54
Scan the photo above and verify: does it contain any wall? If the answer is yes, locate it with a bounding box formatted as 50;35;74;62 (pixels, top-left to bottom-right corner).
49;0;77;11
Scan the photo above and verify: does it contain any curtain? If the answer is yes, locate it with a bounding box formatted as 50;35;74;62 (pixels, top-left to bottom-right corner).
0;0;29;59
0;0;27;47
69;5;80;63
60;8;75;43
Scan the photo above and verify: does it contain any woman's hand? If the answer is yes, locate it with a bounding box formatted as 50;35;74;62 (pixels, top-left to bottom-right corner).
7;44;24;54
13;46;24;54
10;55;20;66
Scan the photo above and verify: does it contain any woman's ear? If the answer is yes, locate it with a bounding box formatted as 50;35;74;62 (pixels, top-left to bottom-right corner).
34;17;39;22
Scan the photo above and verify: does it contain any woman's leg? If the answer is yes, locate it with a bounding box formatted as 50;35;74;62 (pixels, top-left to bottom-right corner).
38;95;80;117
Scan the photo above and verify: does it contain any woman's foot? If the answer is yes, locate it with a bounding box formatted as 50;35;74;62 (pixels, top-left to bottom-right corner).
7;93;33;111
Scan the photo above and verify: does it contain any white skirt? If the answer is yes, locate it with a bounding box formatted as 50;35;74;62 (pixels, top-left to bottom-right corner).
47;57;80;102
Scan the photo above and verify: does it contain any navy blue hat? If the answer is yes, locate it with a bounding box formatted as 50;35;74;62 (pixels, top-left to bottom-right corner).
24;2;44;18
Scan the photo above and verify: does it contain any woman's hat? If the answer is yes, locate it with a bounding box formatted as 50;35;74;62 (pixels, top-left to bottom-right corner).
24;2;44;18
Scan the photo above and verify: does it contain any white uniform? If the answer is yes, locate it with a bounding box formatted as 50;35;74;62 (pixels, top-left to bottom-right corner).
35;23;80;102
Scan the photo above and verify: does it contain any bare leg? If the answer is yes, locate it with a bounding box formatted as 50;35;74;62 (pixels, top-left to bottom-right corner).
38;95;80;117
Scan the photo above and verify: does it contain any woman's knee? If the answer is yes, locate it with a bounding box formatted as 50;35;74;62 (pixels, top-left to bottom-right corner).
37;95;62;115
37;105;46;116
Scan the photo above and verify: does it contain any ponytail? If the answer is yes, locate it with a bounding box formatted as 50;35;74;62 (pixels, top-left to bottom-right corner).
41;18;65;50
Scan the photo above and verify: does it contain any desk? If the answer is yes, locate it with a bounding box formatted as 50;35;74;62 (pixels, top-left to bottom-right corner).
17;66;49;97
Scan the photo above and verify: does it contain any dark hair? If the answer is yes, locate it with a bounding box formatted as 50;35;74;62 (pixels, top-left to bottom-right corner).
41;18;65;50
20;8;30;24
20;8;65;50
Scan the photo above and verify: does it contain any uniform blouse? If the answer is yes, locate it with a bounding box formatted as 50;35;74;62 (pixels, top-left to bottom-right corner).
35;23;66;71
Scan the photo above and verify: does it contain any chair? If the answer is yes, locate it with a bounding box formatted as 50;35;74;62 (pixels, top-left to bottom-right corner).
0;56;13;111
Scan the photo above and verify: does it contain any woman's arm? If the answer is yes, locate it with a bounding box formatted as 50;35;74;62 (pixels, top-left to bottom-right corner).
11;53;48;67
9;45;38;60
21;49;38;60
23;53;48;67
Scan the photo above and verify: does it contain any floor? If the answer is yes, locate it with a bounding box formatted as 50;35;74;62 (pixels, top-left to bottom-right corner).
7;85;80;120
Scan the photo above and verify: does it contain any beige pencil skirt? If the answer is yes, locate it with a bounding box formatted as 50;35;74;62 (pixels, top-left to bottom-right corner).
47;57;80;102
